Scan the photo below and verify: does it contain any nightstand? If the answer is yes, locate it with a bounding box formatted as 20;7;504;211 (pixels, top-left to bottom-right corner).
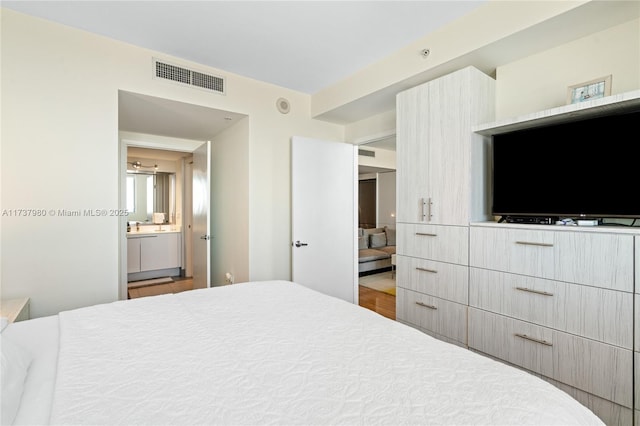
0;297;30;323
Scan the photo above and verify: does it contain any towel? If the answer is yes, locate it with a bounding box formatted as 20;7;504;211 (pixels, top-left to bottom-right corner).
152;212;165;224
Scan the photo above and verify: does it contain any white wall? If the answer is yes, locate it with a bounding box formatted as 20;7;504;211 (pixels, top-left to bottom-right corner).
345;110;396;143
210;117;250;286
312;1;586;118
0;9;343;318
357;147;396;171
495;18;640;119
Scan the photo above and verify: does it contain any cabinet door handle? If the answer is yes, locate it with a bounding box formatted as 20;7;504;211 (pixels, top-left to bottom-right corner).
416;267;438;274
515;287;553;296
415;232;437;237
515;241;553;247
415;301;437;310
420;198;432;222
514;333;552;346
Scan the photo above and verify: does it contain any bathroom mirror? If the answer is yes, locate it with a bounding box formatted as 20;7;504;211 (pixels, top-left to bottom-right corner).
126;172;176;224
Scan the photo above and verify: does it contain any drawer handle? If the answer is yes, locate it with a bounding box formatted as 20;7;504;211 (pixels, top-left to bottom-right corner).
515;241;553;247
415;232;437;237
415;301;437;310
514;333;552;346
416;267;438;273
515;287;553;296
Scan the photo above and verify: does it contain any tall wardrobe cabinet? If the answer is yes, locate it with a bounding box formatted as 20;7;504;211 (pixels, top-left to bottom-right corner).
395;66;495;345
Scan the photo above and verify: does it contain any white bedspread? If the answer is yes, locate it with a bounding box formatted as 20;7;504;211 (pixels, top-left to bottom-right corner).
49;280;603;425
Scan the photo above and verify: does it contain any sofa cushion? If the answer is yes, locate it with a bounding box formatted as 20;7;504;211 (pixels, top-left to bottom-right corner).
384;227;396;246
358;248;390;263
358;235;368;250
377;245;396;255
369;232;387;248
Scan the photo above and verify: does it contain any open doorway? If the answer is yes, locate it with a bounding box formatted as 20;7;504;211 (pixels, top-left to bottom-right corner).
121;139;209;298
356;134;396;320
117;90;248;301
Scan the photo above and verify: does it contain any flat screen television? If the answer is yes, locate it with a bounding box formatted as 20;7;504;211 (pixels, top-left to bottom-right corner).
491;109;640;220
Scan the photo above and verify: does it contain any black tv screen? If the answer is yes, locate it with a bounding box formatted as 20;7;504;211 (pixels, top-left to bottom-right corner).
491;109;640;219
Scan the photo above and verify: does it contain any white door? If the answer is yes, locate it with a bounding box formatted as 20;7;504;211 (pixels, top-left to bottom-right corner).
291;136;357;303
192;141;211;289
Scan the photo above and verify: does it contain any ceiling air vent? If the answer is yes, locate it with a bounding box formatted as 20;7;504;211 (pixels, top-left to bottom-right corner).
358;149;375;157
153;58;225;94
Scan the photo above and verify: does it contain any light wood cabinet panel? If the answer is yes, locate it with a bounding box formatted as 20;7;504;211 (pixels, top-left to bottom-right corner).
397;319;468;349
634;236;640;292
554;232;633;292
470;226;554;278
553;333;633;409
634;352;639;412
397;288;467;345
469;308;633;408
468;307;554;377
545;378;633;426
469;268;633;348
396;83;429;224
397;255;468;305
396;66;495;226
395;67;494;348
397;223;468;265
470;226;633;291
633;294;640;352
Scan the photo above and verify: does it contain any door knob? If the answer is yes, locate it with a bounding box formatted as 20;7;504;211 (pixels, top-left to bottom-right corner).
294;240;308;247
200;235;210;240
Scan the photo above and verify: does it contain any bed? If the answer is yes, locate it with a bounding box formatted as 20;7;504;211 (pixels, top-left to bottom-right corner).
1;280;604;425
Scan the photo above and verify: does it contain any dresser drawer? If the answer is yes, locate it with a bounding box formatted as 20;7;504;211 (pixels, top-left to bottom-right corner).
468;308;633;408
470;226;633;291
397;256;468;304
470;226;554;278
397;288;467;345
554;231;633;292
397;223;468;265
469;268;633;348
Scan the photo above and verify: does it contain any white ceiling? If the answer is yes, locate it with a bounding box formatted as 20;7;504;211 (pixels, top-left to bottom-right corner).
4;1;638;143
2;1;486;94
2;0;485;143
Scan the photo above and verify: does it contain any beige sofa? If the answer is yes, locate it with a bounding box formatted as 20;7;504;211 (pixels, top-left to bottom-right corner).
358;226;396;275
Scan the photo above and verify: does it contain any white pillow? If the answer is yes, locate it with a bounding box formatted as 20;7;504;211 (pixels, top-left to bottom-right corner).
369;232;387;248
384;227;396;246
358;236;368;250
1;336;32;425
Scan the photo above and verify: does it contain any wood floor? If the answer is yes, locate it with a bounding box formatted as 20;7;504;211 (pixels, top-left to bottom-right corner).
358;285;396;320
128;277;194;299
128;275;396;320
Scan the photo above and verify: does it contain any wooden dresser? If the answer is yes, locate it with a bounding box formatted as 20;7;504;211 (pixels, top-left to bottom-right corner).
469;223;634;425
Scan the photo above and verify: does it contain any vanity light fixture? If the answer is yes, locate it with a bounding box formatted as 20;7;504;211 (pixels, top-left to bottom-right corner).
129;161;158;171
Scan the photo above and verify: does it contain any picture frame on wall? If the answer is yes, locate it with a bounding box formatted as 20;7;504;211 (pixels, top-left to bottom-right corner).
566;75;612;104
